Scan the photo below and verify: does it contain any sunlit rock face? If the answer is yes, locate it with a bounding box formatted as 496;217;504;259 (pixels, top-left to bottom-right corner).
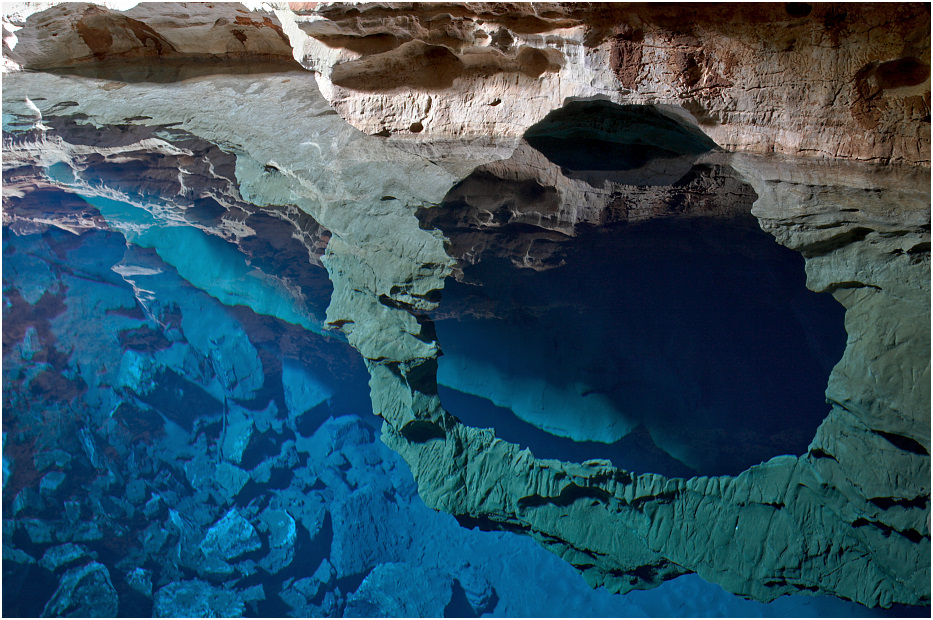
288;2;931;166
2;1;930;616
7;2;296;70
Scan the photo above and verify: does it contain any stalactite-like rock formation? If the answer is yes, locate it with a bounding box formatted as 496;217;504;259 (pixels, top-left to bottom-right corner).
3;1;929;611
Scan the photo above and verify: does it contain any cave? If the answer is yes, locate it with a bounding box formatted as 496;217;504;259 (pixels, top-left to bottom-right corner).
425;103;848;476
2;2;929;617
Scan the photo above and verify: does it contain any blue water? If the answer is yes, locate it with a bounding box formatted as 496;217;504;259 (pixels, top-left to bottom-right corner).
433;215;848;477
2;187;923;617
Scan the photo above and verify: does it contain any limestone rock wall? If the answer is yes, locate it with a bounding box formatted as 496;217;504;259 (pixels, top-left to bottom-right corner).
287;2;931;167
6;2;296;69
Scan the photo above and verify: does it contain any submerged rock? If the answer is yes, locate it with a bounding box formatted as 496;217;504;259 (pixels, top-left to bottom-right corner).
456;563;497;616
42;561;118;617
116;350;161;397
330;486;413;578
39;471;66;495
213;462;250;502
0;2;928;611
240;584;265;604
281;490;327;543
63;501;81;523
19;518;54;544
11;487;44;516
220;405;254;465
153;580;245;618
124;479;148;506
344;562;453;618
3;543;54;618
282;357;334;419
1;435;10;490
125;567;153;599
39;544;91;574
199;509;261;562
64;521;104;543
33;449;72;470
280;570;330;617
258;508;296;574
195;556;235;582
3;543;36;566
184;456;249;504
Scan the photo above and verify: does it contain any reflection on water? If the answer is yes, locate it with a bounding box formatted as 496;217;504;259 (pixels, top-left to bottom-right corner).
1;161;917;618
431;208;847;477
46;58;306;84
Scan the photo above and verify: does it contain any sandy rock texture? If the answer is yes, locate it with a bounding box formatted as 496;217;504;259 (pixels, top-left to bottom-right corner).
283;2;932;167
6;2;296;69
2;0;930;611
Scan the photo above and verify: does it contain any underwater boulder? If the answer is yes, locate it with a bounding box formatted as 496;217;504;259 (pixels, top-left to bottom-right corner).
184;456;249;504
344;562;453;617
258;508;297;574
3;544;57;618
455;563;497;615
11;487;44;516
62;521;105;544
213;462;250;502
296;415;374;469
125;567;153;598
220;405;254;465
39;544;91;574
280;489;327;543
41;561;118;617
38;471;66;495
19;518;54;545
330;486;413;578
116;349;162;397
153;579;245;618
280;557;336;614
33;449;72;471
199;508;261;562
124;479;148;506
282;357;335;421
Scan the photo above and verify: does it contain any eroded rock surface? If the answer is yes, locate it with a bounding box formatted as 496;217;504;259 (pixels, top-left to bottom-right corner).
8;2;296;70
281;2;931;166
2;1;930;613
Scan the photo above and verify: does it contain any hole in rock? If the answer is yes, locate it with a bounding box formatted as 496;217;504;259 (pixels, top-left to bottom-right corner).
523;100;719;173
422;103;848;477
785;3;813;18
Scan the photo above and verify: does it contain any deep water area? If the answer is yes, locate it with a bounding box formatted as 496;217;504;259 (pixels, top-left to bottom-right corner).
3;1;929;613
434;215;849;477
1;187;923;618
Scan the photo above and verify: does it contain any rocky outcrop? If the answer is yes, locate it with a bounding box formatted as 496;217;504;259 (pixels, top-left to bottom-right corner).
6;2;296;70
282;2;931;167
417;102;757;274
2;1;930;612
6;2;928;165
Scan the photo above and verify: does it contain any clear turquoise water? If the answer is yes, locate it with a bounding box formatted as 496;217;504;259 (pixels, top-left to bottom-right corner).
2;186;925;617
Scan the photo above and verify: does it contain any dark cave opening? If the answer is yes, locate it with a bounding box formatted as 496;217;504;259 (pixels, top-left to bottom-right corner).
433;216;848;476
424;102;849;477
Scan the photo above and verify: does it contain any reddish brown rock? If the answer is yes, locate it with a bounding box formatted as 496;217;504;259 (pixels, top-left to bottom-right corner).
284;2;930;167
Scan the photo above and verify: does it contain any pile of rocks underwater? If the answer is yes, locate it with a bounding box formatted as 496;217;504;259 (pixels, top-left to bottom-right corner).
1;199;910;618
2;1;930;617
